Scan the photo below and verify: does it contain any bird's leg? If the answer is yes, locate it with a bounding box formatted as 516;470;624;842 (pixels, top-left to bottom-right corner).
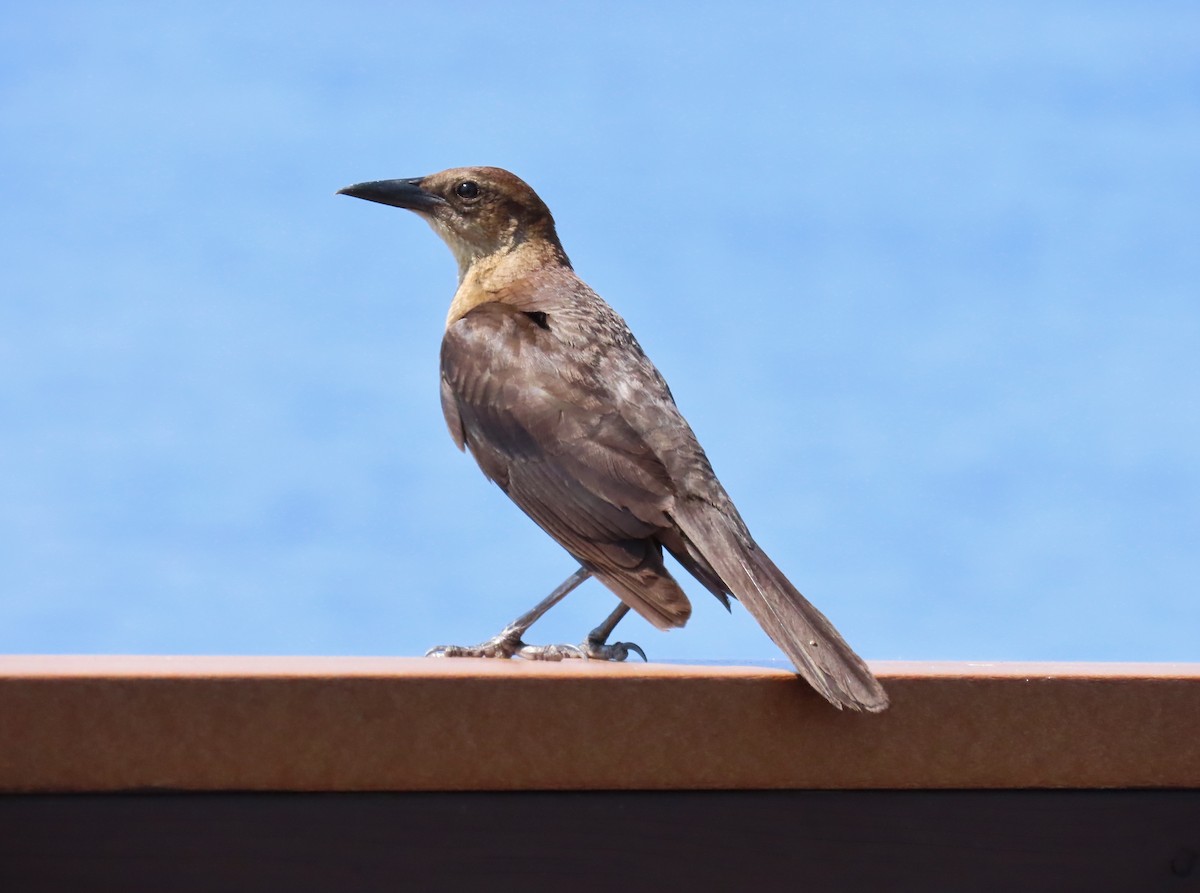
577;603;646;662
426;566;592;660
518;600;645;662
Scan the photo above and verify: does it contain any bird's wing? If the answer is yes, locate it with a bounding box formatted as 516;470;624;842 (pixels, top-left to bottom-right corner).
440;301;692;629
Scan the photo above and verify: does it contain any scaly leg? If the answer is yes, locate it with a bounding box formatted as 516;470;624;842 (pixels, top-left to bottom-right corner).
427;566;591;660
426;567;646;662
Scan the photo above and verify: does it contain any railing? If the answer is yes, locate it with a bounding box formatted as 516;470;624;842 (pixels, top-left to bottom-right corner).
1;657;1197;890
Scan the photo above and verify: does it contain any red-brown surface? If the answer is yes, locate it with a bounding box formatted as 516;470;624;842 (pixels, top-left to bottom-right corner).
1;657;1196;792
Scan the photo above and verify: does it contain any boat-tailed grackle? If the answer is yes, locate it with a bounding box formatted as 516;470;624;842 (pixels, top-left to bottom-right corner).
338;167;887;711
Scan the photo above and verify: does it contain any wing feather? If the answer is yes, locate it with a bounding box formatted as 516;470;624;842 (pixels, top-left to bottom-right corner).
440;302;691;628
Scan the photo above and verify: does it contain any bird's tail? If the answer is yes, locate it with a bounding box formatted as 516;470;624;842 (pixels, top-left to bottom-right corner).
672;501;889;712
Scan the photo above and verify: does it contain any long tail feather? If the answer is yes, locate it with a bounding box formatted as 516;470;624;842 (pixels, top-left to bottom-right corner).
673;502;888;712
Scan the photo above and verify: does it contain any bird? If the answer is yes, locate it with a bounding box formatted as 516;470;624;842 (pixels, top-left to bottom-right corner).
337;166;888;712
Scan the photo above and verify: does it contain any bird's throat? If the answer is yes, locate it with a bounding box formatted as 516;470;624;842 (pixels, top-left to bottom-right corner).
444;243;563;328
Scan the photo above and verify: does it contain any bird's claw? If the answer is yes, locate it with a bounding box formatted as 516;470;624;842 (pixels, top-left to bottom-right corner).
425;635;586;662
581;639;647;662
426;640;517;659
425;637;645;662
513;643;586;661
511;639;645;661
426;627;527;659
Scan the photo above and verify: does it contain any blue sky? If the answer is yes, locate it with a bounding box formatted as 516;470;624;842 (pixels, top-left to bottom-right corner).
1;2;1197;662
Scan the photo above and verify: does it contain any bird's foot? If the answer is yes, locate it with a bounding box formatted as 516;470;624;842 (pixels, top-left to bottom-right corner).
425;640;517;659
500;638;644;661
577;636;647;662
574;604;646;661
425;633;644;662
511;642;587;661
426;629;585;662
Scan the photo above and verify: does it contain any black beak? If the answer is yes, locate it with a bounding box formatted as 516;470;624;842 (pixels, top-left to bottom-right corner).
336;177;444;211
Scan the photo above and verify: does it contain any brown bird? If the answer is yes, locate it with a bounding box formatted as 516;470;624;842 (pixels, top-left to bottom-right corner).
338;167;888;712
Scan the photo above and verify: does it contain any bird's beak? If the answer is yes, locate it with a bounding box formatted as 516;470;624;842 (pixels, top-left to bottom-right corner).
336;178;444;212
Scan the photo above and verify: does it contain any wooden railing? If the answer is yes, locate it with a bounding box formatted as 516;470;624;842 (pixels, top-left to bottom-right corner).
1;657;1197;890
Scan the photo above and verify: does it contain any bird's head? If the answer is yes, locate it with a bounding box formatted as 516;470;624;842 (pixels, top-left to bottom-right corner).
338;166;568;277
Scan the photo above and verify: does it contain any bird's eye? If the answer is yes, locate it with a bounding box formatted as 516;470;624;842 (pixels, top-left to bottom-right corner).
455;181;480;199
